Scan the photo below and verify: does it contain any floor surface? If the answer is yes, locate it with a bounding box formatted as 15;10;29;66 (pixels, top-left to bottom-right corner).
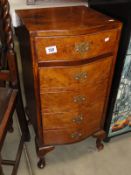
1;115;131;175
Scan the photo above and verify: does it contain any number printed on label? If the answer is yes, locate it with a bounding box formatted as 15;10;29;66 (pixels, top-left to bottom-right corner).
45;46;57;54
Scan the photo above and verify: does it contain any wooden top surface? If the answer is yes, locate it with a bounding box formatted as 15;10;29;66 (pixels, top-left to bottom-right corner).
16;6;122;36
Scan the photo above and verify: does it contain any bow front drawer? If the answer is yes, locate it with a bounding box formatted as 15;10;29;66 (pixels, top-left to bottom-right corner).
39;56;112;91
35;30;117;62
43;120;100;145
42;101;105;130
40;78;108;114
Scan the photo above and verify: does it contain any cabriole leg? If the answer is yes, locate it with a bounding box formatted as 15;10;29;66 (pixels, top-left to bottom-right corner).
93;130;106;151
35;138;54;169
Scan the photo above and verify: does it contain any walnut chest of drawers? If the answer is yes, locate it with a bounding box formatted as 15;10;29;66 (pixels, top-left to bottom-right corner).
15;6;122;168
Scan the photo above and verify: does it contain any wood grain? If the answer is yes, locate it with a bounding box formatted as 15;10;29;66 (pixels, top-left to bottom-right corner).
36;30;117;62
15;6;122;166
16;6;122;36
39;56;113;91
40;78;108;113
42;101;107;130
43;120;101;145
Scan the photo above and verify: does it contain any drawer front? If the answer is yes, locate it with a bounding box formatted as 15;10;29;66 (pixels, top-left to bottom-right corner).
35;30;117;62
43;121;100;145
40;79;108;113
39;56;112;91
42;101;104;130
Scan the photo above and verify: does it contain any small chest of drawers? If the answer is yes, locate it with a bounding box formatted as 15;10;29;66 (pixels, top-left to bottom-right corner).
15;6;122;168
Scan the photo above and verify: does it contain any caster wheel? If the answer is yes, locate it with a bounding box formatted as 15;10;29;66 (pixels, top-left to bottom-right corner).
97;143;104;151
37;159;46;169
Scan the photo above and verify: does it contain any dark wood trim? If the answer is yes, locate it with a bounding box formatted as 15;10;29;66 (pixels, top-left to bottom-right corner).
30;36;44;145
38;53;113;67
0;1;30;174
0;71;10;81
1;0;30;142
0;90;17;146
1;137;24;175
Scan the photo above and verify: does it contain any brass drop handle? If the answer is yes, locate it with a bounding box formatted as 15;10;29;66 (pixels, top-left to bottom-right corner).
74;72;88;81
75;42;90;54
73;114;84;124
71;132;82;139
73;96;86;104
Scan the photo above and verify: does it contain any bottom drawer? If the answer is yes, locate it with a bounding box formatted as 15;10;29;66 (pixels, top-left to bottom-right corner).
43;121;100;145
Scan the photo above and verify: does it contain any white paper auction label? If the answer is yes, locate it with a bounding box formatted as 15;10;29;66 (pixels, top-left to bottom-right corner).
45;46;57;54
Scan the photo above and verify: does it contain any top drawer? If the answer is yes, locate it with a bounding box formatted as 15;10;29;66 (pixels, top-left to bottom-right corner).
35;30;117;62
